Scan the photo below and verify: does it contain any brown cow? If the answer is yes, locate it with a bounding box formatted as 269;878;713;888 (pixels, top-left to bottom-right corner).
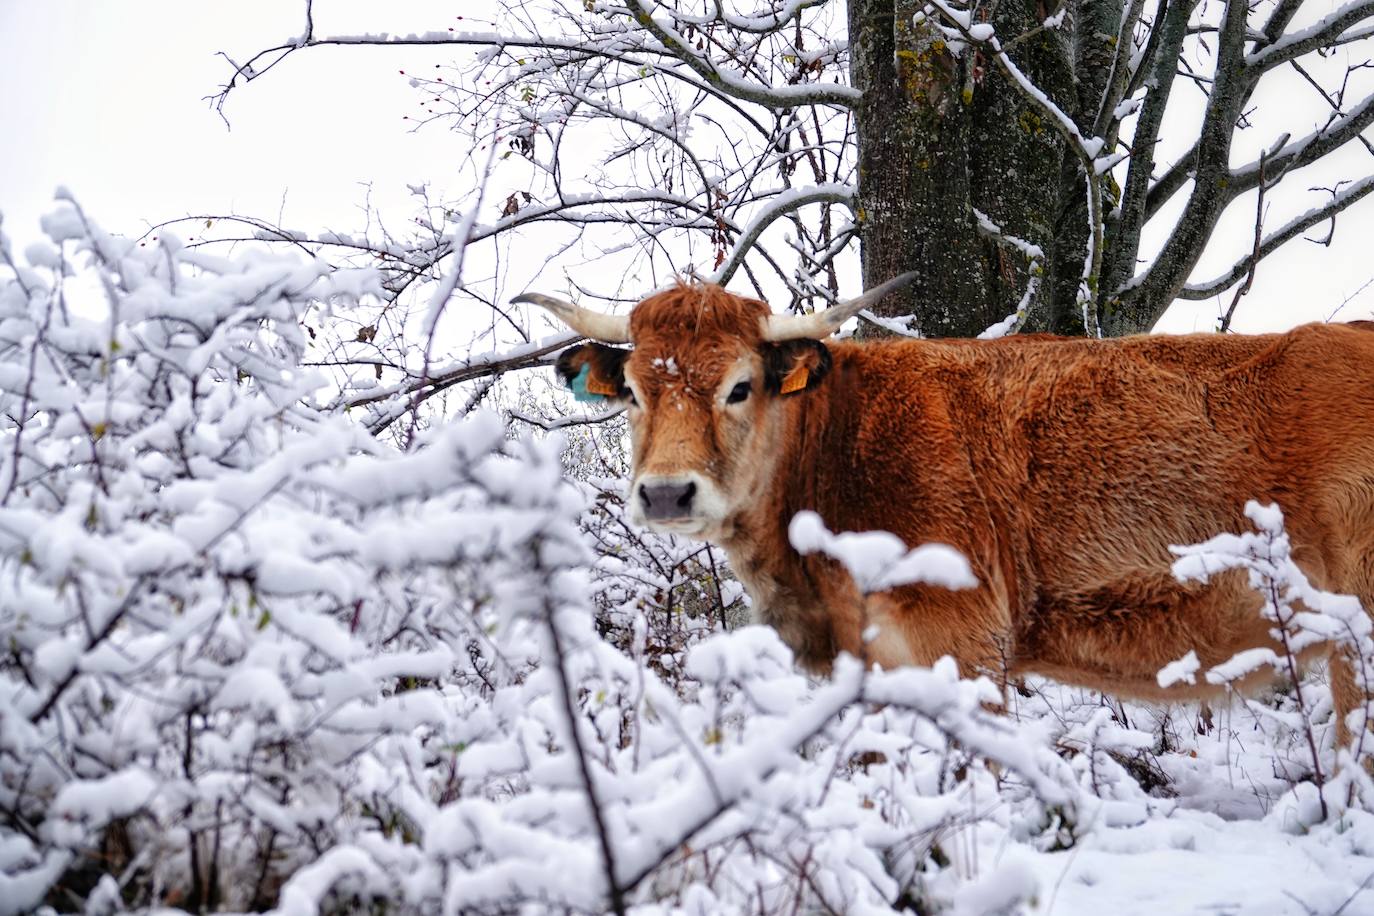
517;278;1374;739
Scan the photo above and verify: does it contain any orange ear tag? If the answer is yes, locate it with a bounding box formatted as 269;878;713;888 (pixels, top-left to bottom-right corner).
585;371;621;397
779;364;810;394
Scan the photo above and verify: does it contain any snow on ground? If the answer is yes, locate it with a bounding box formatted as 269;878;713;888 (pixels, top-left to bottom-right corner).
991;681;1374;915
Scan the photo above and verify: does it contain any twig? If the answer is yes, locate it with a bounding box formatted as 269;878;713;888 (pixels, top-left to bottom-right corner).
541;583;626;916
1218;145;1272;332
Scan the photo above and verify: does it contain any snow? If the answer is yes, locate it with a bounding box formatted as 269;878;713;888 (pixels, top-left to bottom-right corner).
977;310;1021;339
1156;649;1200;687
950;854;1036;915
967;23;996;42
852;309;923;338
274;846;388;916
788;510;977;592
0;850;72;916
47;769;159;847
1021;809;1374;914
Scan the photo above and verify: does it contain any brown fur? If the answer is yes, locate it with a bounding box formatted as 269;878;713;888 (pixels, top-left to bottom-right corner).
564;281;1374;735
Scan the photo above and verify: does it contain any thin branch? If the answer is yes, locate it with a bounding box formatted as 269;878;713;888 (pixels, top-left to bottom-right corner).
710;183;855;284
509;405;627;431
1326;273;1374;321
1179;173;1374;300
1217;147;1271;331
345;336;573;411
214;15;856;119
1245;0;1374;73
542;589;626;916
622;0;859;108
1289;60;1374;159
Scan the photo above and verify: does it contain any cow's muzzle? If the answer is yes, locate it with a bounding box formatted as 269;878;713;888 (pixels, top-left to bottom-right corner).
629;472;728;537
638;478;698;521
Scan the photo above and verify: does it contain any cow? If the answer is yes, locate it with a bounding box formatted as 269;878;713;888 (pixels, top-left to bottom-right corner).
516;277;1374;742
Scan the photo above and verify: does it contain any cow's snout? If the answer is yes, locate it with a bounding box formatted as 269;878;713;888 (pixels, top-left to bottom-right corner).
639;479;697;521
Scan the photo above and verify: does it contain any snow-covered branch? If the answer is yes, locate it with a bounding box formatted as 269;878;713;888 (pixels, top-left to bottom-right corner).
1179;174;1374;300
973;207;1045;338
921;0;1106;164
710;182;854;284
1244;0;1374;72
622;0;860;109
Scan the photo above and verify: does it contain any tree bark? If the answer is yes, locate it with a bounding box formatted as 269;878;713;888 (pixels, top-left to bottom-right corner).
849;0;1080;338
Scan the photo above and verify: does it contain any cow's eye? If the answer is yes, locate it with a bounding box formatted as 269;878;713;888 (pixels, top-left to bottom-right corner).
727;381;751;404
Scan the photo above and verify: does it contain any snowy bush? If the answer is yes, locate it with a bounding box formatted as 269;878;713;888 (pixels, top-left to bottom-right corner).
4;200;1374;914
1171;501;1374;825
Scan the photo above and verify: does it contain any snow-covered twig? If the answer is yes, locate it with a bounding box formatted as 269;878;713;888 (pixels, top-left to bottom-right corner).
1180;174;1374;301
973;207;1045;338
710;183;854;285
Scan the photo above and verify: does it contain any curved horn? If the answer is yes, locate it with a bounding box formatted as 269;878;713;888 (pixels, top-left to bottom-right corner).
762;272;919;341
514;292;631;344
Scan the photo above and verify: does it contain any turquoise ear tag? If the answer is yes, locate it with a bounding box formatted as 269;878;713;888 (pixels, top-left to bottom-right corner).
570;363;607;403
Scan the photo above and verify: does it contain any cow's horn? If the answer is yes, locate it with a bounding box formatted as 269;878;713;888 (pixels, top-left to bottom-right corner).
762;272;920;341
514;292;631;344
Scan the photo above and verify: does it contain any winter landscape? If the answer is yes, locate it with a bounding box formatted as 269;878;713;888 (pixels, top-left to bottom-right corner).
3;1;1374;913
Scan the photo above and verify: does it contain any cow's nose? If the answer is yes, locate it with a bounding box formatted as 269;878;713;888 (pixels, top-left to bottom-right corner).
638;480;697;521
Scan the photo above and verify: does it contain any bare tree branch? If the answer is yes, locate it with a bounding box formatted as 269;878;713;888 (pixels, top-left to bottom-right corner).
1228;90;1374;199
212;21;857;118
1106;0;1260;332
1180;174;1374;300
711;183;854;284
1245;0;1374;73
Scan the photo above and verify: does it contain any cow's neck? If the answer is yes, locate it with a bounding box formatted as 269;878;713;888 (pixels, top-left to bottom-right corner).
717;376;850;670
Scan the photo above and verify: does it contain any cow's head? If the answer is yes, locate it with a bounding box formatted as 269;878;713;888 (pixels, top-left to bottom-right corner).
516;275;913;541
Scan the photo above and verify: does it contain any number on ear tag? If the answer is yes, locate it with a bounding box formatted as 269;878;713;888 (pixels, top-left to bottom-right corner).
779;364;810;394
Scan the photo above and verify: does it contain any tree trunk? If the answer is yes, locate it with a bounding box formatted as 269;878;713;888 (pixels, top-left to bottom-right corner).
848;0;995;338
848;0;1110;338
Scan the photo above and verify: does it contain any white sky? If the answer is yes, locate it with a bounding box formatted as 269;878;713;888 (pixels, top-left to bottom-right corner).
0;0;470;249
1;0;1372;333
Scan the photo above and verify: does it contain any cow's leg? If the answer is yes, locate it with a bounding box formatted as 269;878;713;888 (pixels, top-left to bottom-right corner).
1324;588;1374;758
1298;533;1374;756
859;586;1016;690
1328;647;1362;751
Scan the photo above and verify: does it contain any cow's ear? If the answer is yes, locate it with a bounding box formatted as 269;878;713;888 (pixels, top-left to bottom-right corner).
555;343;630;402
763;339;832;396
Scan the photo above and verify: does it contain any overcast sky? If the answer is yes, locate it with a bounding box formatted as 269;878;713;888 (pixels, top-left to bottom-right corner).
0;1;471;247
2;0;1372;333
